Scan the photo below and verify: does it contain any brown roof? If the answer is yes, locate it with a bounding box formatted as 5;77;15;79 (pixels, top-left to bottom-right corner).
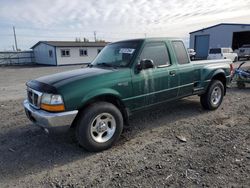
31;41;108;49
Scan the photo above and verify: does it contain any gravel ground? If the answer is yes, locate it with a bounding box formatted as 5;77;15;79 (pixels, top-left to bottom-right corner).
0;63;249;187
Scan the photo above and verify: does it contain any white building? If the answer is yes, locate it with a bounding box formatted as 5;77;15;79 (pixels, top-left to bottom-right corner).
31;41;108;65
189;23;250;59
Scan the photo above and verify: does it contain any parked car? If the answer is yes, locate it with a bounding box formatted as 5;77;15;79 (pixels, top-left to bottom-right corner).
238;44;250;60
24;38;233;152
207;48;238;62
187;48;196;60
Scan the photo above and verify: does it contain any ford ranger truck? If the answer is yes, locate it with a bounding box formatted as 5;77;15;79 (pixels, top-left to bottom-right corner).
24;38;233;151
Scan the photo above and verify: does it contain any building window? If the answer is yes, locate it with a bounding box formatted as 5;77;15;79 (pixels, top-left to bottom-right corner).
49;50;53;58
61;49;70;57
79;49;88;56
97;49;102;54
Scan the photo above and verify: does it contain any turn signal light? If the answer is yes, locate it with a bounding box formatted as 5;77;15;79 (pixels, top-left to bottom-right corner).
41;103;65;112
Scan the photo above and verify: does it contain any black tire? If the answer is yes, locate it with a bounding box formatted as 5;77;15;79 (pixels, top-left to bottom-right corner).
200;80;224;110
76;102;123;152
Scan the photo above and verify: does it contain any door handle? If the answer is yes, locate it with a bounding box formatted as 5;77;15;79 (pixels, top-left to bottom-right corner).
169;70;176;76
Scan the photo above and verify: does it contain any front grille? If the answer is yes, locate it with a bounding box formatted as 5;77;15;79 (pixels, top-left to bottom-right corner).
27;88;42;108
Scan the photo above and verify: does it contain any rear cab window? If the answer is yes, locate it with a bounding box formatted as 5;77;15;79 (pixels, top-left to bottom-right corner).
172;41;189;64
209;48;221;54
222;48;230;53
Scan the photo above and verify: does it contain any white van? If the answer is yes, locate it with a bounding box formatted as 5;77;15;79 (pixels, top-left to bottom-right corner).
207;48;238;62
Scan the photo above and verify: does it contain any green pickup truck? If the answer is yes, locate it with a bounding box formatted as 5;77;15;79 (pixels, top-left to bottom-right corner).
24;38;233;151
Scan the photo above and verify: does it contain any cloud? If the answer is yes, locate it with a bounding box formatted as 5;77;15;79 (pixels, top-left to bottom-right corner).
1;0;249;29
0;0;250;49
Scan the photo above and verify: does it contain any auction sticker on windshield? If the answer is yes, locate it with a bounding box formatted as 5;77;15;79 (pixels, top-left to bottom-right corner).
119;48;135;54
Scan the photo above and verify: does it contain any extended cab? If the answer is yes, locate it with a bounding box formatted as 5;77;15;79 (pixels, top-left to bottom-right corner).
24;38;233;151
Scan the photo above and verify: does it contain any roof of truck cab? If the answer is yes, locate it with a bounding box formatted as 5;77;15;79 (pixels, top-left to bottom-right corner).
108;37;182;44
144;37;181;41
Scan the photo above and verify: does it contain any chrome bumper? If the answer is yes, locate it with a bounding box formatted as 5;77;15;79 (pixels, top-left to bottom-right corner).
23;100;78;128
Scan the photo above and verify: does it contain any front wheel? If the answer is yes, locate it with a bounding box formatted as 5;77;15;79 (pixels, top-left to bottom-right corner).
200;80;224;110
76;102;123;152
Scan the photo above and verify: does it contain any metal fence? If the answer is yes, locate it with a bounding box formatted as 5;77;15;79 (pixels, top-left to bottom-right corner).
0;51;34;65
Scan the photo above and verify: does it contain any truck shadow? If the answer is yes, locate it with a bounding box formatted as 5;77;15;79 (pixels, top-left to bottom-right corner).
0;97;205;182
120;97;205;143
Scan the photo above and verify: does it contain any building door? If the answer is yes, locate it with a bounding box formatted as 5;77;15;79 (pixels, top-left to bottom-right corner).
232;31;250;50
195;35;209;59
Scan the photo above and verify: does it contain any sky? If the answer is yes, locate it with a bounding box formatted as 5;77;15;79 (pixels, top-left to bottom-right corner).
0;0;250;51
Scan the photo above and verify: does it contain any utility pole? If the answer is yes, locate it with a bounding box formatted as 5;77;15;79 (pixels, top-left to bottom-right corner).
94;31;97;42
13;26;18;51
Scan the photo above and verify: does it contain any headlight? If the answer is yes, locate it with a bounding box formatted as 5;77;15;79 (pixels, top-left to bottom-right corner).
41;94;65;112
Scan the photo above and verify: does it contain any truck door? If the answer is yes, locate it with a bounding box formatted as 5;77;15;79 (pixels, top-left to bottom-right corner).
171;41;194;97
130;42;179;110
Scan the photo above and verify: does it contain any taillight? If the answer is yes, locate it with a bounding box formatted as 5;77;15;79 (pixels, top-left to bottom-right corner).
230;64;234;76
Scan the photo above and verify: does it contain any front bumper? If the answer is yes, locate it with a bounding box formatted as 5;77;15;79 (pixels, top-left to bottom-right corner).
23;100;78;129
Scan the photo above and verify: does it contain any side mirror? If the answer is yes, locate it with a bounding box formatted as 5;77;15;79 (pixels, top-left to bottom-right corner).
137;59;154;71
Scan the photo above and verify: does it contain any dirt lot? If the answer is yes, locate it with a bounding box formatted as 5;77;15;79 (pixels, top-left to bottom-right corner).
0;63;249;187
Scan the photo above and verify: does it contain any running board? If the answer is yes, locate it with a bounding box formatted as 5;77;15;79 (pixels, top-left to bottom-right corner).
193;87;204;94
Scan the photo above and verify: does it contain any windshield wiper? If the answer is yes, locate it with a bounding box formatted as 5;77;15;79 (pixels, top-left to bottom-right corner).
87;63;93;67
96;62;117;68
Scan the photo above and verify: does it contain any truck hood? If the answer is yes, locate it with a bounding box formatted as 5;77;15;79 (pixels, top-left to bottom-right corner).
37;67;112;86
27;67;114;93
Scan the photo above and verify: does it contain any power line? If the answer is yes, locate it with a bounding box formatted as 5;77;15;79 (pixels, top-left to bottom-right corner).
0;24;148;36
0;32;147;40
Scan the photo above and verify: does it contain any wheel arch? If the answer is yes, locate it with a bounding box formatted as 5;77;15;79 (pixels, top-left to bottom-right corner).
71;94;129;128
211;72;226;95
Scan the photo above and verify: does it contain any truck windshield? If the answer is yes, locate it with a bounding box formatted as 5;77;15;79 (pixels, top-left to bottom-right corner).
209;48;221;54
91;41;141;68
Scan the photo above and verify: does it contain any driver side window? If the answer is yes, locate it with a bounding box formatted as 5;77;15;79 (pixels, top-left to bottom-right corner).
139;42;170;67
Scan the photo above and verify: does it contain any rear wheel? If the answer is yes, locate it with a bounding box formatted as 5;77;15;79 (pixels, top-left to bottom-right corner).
200;80;224;110
76;102;123;152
